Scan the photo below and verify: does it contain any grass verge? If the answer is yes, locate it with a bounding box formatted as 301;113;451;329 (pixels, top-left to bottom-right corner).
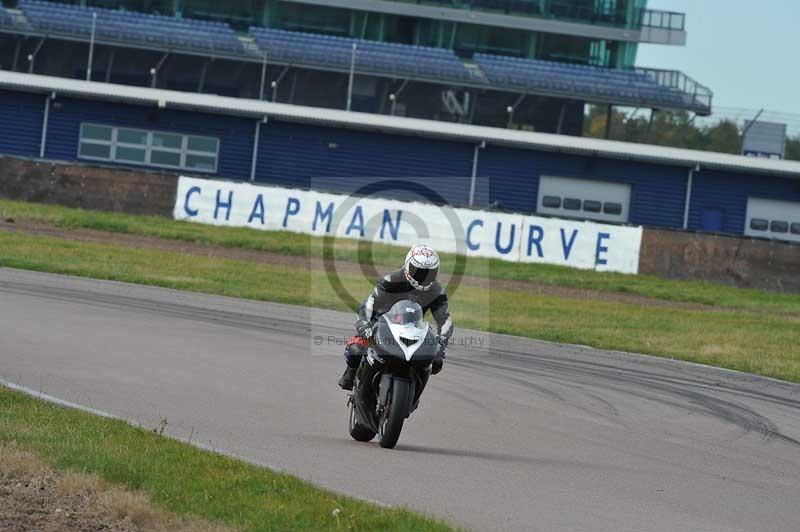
0;387;454;531
2;199;799;314
0;230;798;382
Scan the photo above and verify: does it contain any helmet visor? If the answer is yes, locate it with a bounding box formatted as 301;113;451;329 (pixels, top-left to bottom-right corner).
408;264;438;287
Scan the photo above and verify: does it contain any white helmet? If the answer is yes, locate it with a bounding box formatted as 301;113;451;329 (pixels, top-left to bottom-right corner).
403;244;440;291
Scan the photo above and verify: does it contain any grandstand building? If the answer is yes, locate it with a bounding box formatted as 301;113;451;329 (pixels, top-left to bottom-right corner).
0;0;711;135
1;70;798;243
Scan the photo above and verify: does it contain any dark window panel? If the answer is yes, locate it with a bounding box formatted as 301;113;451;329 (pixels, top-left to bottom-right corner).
583;200;601;213
563;198;581;210
117;128;147;145
603;202;623;215
81;124;112;142
770;221;789;234
79;142;111;159
791;223;800;235
542;195;561;208
151;150;182;167
749;218;769;231
115;146;147;163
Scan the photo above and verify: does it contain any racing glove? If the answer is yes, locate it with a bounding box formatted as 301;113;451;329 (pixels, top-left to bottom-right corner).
356;319;373;340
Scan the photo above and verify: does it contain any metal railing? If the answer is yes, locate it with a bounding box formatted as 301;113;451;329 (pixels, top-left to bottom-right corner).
640;9;685;31
397;0;649;29
636;67;713;111
0;9;711;115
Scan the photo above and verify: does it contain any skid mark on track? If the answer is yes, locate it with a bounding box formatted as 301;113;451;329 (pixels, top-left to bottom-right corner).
453;345;800;448
0;279;330;337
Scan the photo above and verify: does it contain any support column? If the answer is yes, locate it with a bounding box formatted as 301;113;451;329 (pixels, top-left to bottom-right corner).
28;38;45;74
604;104;613;139
646;108;657;142
288;71;298;104
467;91;478;124
556;101;567;134
682;165;696;230
250;118;264;183
198;60;210;93
104;49;115;83
12;37;22;72
39;94;52;159
469;141;485;207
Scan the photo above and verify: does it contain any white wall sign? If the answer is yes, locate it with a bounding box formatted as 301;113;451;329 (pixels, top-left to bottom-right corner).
174;176;643;274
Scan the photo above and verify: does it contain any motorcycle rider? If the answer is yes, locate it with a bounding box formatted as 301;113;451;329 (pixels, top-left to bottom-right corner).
338;244;454;390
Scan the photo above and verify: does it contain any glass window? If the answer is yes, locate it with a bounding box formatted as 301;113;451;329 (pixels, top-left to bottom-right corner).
187;136;219;153
542;195;561;208
770;221;789;234
563;198;582;210
81;124;112;142
77;123;218;173
151;150;182;167
153;132;182;150
583;200;602;213
117;128;148;145
79;142;111;159
115;146;147;163
186;154;217;172
791;223;800;235
749;219;769;231
604;202;623;215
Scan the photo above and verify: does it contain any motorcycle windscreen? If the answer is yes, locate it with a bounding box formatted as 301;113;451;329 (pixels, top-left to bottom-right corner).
382;301;430;361
384;301;425;331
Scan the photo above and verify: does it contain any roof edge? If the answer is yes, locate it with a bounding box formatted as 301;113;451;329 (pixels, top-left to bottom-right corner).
1;71;798;179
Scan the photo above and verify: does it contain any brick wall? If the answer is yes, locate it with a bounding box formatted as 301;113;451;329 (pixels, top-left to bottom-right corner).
0;156;178;216
640;228;800;293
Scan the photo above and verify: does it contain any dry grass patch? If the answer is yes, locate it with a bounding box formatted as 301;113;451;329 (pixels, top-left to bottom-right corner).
0;444;238;532
100;488;243;532
0;445;49;479
56;470;107;496
100;488;162;529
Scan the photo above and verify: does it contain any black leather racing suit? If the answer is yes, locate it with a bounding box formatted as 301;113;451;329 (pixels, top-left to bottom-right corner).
344;269;454;369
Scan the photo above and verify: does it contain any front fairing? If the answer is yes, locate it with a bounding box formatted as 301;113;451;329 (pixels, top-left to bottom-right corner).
373;320;438;367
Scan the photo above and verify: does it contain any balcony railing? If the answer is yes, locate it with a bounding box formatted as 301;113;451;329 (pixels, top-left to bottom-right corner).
640;9;685;31
636;67;712;112
396;1;649;29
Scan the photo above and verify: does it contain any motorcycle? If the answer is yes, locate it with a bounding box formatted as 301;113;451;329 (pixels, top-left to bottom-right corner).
347;300;438;449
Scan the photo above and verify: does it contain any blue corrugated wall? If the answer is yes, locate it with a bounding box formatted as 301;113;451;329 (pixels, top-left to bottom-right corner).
0;90;44;157
477;146;689;228
689;170;800;234
1;88;799;238
256;120;474;205
45;97;255;180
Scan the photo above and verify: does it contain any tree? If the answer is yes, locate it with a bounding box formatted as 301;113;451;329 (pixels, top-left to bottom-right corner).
786;138;800;161
583;106;800;162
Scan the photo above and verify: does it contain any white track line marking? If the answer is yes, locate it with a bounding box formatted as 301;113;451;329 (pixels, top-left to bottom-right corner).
0;376;392;509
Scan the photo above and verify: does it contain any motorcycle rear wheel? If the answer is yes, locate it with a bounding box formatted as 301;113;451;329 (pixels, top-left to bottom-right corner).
379;379;411;449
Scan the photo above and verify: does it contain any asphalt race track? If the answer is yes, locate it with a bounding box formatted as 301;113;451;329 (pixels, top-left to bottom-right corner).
1;268;799;532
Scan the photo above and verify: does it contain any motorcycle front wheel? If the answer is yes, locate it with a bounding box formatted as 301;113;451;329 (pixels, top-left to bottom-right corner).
349;398;376;442
378;379;411;449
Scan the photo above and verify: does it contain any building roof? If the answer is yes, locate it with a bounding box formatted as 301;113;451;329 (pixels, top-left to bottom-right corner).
2;71;799;179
